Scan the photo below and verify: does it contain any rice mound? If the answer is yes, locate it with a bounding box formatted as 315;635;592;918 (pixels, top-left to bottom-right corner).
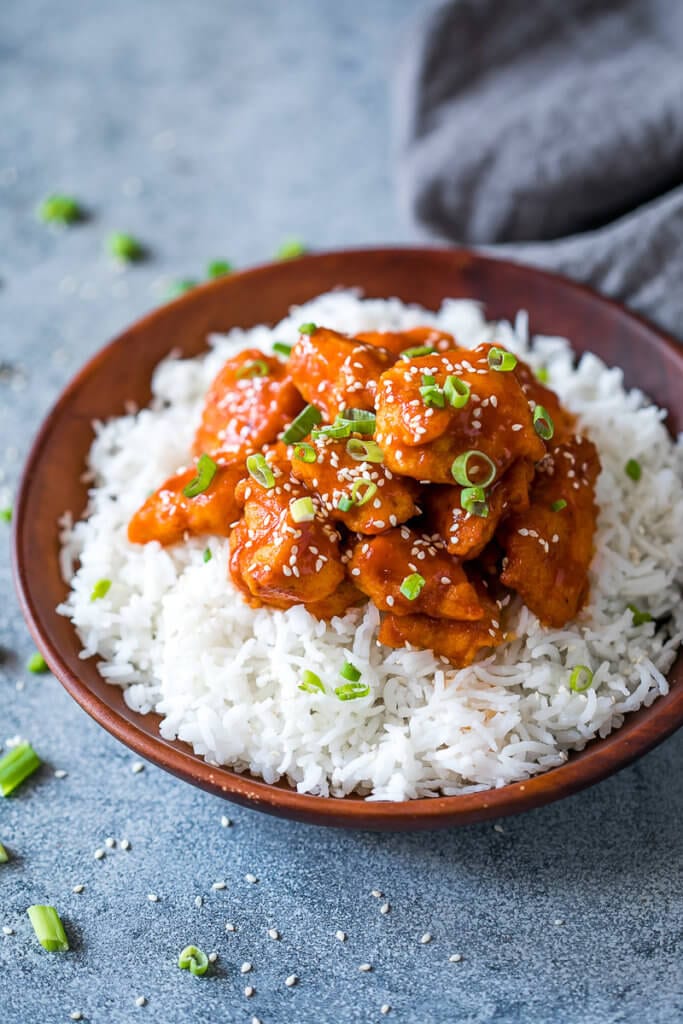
57;292;683;800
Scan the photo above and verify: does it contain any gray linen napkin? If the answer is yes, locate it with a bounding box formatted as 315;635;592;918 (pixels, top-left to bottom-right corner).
395;0;683;338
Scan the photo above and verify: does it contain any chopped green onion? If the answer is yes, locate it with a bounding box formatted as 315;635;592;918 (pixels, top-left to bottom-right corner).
422;374;436;387
569;665;593;693
206;260;232;278
451;450;496;487
335;681;370;701
400;573;426;601
166;279;198;299
628;603;653;627
27;652;48;674
236;358;269;380
298;322;317;335
178;945;209;977
273;342;293;357
340;661;361;682
298;669;324;694
350;478;377;507
182;454;217;498
37;194;83;225
290;496;315;523
551;499;567;512
312;423;351;441
276;238;306;260
625;458;641;482
346;439;384;463
400;345;435;360
533;405;554;440
444;376;470;408
337;495;354;512
246;454;275;489
106;232;144;263
292;442;317;463
536;367;550;384
0;507;11;523
282;404;323;444
0;742;41;797
27;905;69;952
487;347;518;371
337;409;376;435
461;486;489;517
0;841;8;863
90;579;111;602
420;384;446;409
203;548;212;563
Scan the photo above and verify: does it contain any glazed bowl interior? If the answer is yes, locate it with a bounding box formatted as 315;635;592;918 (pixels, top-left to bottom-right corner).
12;247;683;829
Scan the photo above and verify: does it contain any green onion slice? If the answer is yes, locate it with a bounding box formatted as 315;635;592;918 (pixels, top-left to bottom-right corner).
536;367;550;384
420;384;446;409
203;548;212;563
182;454;217;498
27;905;69;952
246;454;275;489
625;458;641;482
337;409;376;435
37;194;83;225
276;238;306;260
0;507;12;523
444;376;470;408
282;404;322;444
340;661;361;682
400;345;435;360
460;486;489;517
292;442;317;463
351;478;377;507
298;322;317;335
236;358;269;380
400;573;426;601
90;579;111;602
0;841;8;863
346;439;384;463
451;450;496;487
533;405;555;440
551;499;567;512
487;346;518;371
178;945;209;976
312;423;351;441
273;341;293;357
207;260;232;278
337;495;354;512
290;496;315;523
335;682;370;701
569;665;593;693
106;232;144;263
0;742;41;797
27;652;48;674
298;670;324;694
628;604;653;627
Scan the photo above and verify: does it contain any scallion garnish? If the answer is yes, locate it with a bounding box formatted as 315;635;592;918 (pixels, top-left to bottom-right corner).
282;404;322;443
533;405;554;440
27;905;69;952
312;423;351;441
461;486;489;517
182;454;217;498
337;409;376;435
451;450;496;488
299;670;324;694
246;454;275;489
106;232;144;263
178;945;209;976
625;458;641;481
0;742;41;797
444;375;470;409
628;604;653;626
90;579;111;602
536;367;550;384
420;382;446;408
276;238;306;260
1;507;12;523
236;359;269;380
0;841;8;863
273;342;293;357
37;194;83;225
337;495;354;512
292;442;317;463
203;548;212;563
569;665;593;692
335;681;370;701
290;496;315;523
350;478;377;507
487;347;518;371
400;345;435;360
206;260;232;278
346;439;384;463
400;573;426;601
340;661;362;682
551;499;567;512
27;652;48;674
298;322;317;335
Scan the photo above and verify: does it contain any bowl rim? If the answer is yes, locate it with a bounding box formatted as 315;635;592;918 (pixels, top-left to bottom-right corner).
12;245;683;830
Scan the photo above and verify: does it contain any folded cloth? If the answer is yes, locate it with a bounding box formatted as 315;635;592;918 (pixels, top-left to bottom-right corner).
395;0;683;337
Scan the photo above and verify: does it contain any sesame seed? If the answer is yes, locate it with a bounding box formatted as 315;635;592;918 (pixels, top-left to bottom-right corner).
105;837;116;848
358;963;372;973
70;1014;83;1021
371;889;383;898
244;986;255;998
335;930;347;941
194;896;203;908
554;918;565;926
493;824;504;833
251;1018;262;1024
241;962;253;974
131;761;145;774
268;928;280;940
386;595;395;607
212;881;226;891
225;922;236;932
2;926;13;936
220;815;232;827
419;932;432;944
449;953;463;963
72;884;85;893
135;996;146;1007
245;873;258;884
147;893;159;903
54;769;67;779
120;839;130;850
381;1006;391;1016
94;848;105;860
380;903;390;915
285;974;298;987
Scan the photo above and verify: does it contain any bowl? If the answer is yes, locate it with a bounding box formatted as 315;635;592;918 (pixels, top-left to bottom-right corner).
12;247;683;829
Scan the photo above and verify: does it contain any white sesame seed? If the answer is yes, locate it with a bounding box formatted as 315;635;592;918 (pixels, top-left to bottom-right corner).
105;837;116;848
225;922;236;932
371;889;383;898
70;1013;83;1021
120;838;130;850
449;953;463;963
493;824;504;833
194;896;203;908
251;1018;262;1024
212;881;226;891
380;903;390;915
147;893;158;903
244;986;255;998
94;848;105;860
54;769;67;779
420;932;432;944
72;884;85;894
381;1006;391;1016
241;962;253;974
220;815;232;827
245;873;258;884
358;963;372;973
268;928;280;940
208;952;218;963
554;918;565;926
285;974;298;987
335;930;347;941
2;926;13;936
131;761;145;774
135;996;146;1007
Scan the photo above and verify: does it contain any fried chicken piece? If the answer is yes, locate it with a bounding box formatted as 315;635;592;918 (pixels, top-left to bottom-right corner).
356;326;457;358
379;609;504;668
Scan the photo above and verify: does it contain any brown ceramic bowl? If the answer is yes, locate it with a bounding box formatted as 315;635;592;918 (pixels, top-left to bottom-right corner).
12;247;683;829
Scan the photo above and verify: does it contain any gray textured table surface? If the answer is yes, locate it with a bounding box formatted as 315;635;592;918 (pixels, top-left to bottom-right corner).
1;3;682;1022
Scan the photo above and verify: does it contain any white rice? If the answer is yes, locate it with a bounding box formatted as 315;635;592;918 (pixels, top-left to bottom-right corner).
57;292;683;800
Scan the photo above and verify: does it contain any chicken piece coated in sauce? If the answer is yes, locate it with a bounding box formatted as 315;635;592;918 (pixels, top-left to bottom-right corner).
288;327;395;423
229;448;346;611
356;326;457;359
288;435;420;535
128;460;245;546
424;459;534;560
193;349;303;459
499;435;601;627
374;343;546;484
379;599;504;668
348;528;485;621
